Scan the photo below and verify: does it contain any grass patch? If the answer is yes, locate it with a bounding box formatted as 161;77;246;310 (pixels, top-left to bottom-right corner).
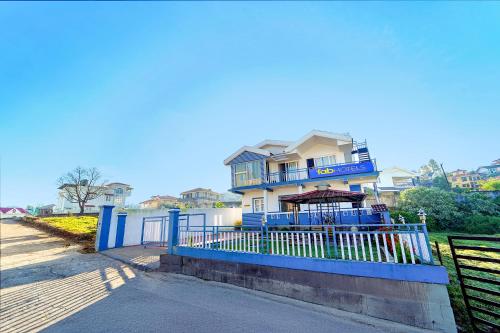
22;216;98;252
430;232;499;333
39;216;98;236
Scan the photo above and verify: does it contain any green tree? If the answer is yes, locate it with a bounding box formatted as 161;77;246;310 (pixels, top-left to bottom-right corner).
458;192;499;216
480;179;500;191
428;159;441;174
214;201;225;208
398;187;462;230
432;175;450;191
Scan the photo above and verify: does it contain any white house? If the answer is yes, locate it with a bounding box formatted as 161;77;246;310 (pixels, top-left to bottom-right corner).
0;207;29;219
55;182;133;213
224;130;381;225
377;167;417;207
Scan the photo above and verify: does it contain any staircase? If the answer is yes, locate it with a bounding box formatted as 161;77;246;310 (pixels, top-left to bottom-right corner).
352;140;371;162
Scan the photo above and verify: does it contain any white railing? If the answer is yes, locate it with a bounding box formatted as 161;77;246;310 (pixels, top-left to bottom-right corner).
177;224;433;265
179;227;262;253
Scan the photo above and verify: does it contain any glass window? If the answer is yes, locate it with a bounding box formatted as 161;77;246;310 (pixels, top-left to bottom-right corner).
234;161;262;187
115;188;123;195
253;197;264;213
314;155;337;167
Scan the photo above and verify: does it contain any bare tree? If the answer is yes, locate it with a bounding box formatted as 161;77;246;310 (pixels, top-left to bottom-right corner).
57;167;107;214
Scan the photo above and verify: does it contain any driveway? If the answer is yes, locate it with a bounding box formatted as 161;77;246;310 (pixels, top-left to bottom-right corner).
0;219;432;333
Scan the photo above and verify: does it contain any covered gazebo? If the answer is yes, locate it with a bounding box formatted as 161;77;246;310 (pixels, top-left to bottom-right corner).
279;188;366;225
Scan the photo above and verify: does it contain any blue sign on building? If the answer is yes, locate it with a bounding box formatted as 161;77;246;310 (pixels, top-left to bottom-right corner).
308;161;375;179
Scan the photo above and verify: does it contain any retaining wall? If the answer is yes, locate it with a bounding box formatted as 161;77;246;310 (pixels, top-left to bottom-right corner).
160;253;456;333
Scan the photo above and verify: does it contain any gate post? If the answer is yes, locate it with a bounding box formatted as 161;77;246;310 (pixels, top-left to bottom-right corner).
167;209;180;254
115;212;127;248
96;205;115;251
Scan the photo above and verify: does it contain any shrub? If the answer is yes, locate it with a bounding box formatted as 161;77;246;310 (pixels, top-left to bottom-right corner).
480;179;500;191
398;187;462;231
390;209;419;224
462;215;500;235
457;192;499;216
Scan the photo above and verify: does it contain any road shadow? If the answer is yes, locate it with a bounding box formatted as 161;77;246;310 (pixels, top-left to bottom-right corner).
0;254;137;333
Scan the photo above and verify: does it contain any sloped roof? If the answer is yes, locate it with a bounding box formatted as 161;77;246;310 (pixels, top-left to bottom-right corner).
0;207;28;214
279;189;365;204
223;146;271;165
254;140;293;149
284;130;352;153
180;188;219;195
224;130;352;166
381;167;417;177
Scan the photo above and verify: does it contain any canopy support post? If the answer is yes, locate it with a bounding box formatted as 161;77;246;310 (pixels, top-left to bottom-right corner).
357;200;361;225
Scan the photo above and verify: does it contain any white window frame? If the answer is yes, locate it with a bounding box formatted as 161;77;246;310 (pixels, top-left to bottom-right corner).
234;161;262;187
253;197;265;213
314;155;337;167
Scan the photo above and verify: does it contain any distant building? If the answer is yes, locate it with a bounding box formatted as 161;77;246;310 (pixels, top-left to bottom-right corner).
219;192;242;208
377;167;417;208
180;188;221;208
140;195;179;209
477;159;500;179
0;207;29;219
55;182;133;213
447;170;481;190
38;204;55;216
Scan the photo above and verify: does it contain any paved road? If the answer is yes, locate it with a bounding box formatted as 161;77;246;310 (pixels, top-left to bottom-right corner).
0;219;432;333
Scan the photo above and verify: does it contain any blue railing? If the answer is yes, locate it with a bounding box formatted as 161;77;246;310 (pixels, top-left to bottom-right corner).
265;208;381;225
232;160;377;188
265;159;377;185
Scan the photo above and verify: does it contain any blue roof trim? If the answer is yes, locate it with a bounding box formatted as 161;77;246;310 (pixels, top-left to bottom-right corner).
231;171;380;192
228;151;269;165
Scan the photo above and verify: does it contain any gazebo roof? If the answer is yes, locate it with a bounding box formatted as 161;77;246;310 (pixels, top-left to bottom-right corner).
279;189;366;204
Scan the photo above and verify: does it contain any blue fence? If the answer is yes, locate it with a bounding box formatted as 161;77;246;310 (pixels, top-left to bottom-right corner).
243;208;384;227
174;220;433;265
166;209;449;284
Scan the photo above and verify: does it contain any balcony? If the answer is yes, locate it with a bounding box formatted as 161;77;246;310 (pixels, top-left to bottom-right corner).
233;159;377;189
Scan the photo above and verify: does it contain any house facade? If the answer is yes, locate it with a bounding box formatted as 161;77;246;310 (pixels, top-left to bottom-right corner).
224;130;380;225
447;170;481;190
140;195;179;209
377;167;417;207
180;188;221;208
55;182;133;213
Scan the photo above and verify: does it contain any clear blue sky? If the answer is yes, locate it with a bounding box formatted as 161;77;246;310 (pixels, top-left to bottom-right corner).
1;2;499;207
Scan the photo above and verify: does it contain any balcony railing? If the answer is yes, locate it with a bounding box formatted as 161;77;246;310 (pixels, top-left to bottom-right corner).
267;159;377;185
232;160;377;188
267;168;309;183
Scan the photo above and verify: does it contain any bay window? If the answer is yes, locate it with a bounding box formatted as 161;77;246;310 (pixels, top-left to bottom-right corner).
234;161;262;187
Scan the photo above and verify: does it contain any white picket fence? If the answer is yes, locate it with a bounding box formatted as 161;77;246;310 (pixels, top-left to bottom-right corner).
178;224;433;265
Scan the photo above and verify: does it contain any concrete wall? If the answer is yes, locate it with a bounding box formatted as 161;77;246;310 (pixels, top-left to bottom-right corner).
98;207;242;249
160;254;456;333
